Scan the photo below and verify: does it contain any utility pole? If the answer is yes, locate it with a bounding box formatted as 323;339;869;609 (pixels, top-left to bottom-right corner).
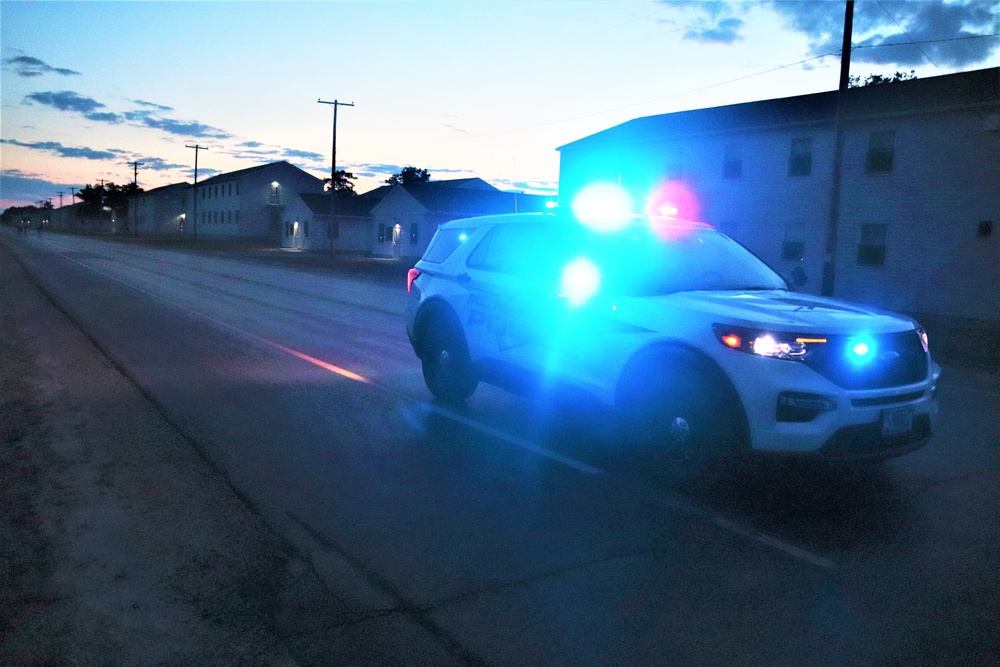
821;0;854;296
317;98;354;255
57;191;64;229
186;145;207;242
128;160;143;236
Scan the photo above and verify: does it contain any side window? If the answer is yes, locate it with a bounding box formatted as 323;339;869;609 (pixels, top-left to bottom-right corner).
865;130;895;174
857;223;888;266
788;137;812;177
723;142;742;179
467;225;554;277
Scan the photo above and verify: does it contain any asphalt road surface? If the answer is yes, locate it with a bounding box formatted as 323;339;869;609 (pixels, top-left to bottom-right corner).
2;228;998;666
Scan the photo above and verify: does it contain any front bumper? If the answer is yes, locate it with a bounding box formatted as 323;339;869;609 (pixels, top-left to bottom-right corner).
724;352;941;460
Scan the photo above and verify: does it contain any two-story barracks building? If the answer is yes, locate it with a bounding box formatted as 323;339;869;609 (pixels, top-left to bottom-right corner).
557;68;999;356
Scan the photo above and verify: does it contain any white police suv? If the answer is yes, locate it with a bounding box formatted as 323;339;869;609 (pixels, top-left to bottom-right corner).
405;209;940;466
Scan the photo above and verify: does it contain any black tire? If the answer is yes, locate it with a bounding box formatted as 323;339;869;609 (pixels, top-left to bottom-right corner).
420;323;478;401
618;354;742;482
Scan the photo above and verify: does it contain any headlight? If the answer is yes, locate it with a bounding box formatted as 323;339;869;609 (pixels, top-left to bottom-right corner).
714;325;824;360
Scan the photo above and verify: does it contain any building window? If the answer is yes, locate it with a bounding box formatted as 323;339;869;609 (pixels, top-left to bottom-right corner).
788;137;812;177
235;211;239;225
304;221;309;237
723;143;742;179
410;223;419;245
865;130;895;174
781;241;805;262
378;223;386;243
857;224;888;266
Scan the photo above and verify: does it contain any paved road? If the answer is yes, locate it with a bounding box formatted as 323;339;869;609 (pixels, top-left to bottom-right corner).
3;229;998;666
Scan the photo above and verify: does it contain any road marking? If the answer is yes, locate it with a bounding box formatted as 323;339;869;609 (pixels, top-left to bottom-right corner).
47;243;838;571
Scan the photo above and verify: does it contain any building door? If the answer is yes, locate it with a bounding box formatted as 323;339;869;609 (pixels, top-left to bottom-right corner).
392;224;402;258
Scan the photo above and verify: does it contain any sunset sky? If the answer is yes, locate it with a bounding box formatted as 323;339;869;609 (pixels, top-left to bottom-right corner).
2;0;998;209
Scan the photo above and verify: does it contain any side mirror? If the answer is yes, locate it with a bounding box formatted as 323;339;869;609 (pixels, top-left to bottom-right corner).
786;266;808;289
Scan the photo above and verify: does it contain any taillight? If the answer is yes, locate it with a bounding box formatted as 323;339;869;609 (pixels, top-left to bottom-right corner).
406;268;421;293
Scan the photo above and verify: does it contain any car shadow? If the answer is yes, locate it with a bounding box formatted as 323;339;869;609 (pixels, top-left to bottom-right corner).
675;455;920;553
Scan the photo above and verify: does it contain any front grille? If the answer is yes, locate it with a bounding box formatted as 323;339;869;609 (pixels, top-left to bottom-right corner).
851;391;926;408
820;414;932;456
801;331;928;390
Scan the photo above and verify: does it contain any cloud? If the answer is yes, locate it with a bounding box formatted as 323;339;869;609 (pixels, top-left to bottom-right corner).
770;0;1000;67
136;156;189;172
24;90;122;123
282;148;326;162
684;17;745;44
25;91;230;138
133;115;231;139
663;1;747;44
2;55;81;78
0;170;77;209
0;138;124;161
133;99;174;112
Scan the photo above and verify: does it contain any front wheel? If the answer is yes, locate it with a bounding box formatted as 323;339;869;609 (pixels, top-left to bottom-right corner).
421;325;478;401
619;360;742;483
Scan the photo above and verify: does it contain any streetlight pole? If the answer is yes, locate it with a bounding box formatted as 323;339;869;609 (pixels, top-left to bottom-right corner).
186;145;207;242
317;98;354;254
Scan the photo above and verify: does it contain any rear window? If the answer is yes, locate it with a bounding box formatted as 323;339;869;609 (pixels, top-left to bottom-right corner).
422;228;473;263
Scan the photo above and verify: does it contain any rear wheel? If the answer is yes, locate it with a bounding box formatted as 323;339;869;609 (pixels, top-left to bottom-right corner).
420;322;478;401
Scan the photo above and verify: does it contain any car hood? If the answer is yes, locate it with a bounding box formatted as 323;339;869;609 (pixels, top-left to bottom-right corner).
632;290;918;334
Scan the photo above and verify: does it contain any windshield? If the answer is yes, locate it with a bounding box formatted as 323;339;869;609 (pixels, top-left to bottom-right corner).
552;220;787;296
465;217;787;296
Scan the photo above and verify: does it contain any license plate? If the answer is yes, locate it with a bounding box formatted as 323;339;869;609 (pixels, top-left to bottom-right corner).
882;406;914;436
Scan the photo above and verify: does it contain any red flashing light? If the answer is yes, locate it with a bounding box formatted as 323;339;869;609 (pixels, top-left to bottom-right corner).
407;268;421;293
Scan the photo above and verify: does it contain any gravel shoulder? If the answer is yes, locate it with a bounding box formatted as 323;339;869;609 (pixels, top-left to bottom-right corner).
0;239;453;665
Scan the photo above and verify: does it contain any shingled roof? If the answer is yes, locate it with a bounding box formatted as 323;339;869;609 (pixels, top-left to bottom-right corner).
299;193;378;217
387;179;550;216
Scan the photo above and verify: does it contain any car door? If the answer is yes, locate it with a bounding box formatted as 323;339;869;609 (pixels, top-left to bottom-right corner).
463;223;590;386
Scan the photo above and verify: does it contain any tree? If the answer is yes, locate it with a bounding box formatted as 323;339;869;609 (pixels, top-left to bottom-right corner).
385;166;431;186
848;70;916;88
323;169;358;196
76;182;143;227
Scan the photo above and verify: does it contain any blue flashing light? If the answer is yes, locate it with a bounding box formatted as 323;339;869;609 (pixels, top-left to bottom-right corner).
560;257;601;306
571;183;633;232
847;337;876;365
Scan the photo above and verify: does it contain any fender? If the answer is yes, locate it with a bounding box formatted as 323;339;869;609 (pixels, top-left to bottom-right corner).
615;341;751;451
